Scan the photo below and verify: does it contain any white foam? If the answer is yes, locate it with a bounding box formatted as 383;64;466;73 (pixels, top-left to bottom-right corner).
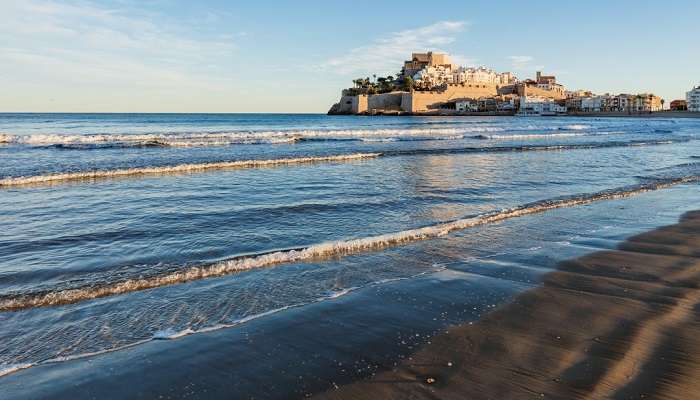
152;328;196;340
0;124;607;147
324;287;360;299
1;176;696;312
564;124;591;130
359;137;398;142
0;128;493;147
479;133;588;140
0;153;381;187
0;363;33;378
0;274;412;376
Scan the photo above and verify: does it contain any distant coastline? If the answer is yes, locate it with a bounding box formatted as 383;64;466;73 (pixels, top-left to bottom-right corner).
330;108;700;118
329;51;699;117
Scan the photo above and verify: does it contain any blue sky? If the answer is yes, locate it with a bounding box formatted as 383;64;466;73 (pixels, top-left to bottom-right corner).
1;0;698;112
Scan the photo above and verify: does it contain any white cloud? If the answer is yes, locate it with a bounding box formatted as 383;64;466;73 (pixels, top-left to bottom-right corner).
0;0;237;91
507;55;544;72
322;21;468;76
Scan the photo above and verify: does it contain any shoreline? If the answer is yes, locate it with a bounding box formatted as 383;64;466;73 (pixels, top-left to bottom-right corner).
314;210;700;399
2;196;698;399
329;110;700;118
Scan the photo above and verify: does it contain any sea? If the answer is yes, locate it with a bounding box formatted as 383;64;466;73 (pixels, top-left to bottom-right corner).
1;113;699;398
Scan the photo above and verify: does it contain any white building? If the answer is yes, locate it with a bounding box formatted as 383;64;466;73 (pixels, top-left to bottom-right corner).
414;65;516;88
517;96;567;116
456;99;479;112
604;94;632;112
581;96;606;112
687;86;700;112
413;65;454;87
452;66;516;85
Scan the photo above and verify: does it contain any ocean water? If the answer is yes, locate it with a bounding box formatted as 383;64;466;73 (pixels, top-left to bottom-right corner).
0;113;699;389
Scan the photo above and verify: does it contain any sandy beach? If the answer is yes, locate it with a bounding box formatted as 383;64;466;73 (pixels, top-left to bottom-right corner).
316;210;700;399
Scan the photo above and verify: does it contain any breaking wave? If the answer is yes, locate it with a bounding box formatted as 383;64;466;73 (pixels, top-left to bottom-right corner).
0;139;682;187
0;124;602;148
1;175;697;312
0;364;33;378
383;139;683;157
0;153;381;187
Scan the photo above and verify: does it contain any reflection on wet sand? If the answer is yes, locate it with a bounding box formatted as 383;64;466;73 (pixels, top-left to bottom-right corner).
316;210;700;399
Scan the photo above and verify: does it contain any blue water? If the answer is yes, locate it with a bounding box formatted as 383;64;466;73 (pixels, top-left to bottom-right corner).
0;113;699;378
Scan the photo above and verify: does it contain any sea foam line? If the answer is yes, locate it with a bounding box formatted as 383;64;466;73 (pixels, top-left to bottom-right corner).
0;175;697;312
0;139;683;188
0;153;381;187
0;266;445;379
0;124;624;148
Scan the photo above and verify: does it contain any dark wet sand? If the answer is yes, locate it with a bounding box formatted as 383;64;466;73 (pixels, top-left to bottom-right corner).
315;210;700;400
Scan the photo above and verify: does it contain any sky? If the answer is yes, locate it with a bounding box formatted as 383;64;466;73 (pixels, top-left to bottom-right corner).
1;0;699;113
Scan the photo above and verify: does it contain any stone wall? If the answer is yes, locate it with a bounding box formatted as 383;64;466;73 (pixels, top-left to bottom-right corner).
367;92;404;111
330;84;506;114
401;84;499;112
333;95;368;114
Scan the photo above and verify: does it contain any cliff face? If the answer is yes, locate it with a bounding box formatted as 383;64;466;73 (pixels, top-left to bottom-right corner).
327;102;342;115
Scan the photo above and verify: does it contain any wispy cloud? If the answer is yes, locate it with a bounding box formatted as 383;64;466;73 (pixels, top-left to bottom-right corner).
321;21;468;76
507;55;544;72
0;0;237;90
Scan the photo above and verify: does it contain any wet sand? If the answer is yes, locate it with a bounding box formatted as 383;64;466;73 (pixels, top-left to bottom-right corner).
316;210;700;400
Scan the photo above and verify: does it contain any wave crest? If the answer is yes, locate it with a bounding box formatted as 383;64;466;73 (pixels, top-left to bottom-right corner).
0;124;605;148
1;139;683;188
0;153;381;187
1;175;696;312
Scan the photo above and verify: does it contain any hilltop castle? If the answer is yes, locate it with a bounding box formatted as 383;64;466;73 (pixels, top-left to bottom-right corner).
328;52;565;115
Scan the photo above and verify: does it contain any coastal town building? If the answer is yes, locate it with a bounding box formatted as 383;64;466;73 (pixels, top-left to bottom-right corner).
330;52;521;114
455;99;479;112
687;86;700;112
513;72;566;100
604;94;632;112
565;90;594;111
535;72;561;91
630;94;663;112
454;95;516;113
670;99;688;111
497;96;518;112
328;51;668;116
413;65;454;88
581;96;606;112
517;96;567;116
566;90;594;98
403;52;454;78
565;97;582;111
411;65;515;90
452;67;516;85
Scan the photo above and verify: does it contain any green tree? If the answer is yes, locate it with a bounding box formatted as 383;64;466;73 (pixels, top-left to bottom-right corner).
403;76;415;91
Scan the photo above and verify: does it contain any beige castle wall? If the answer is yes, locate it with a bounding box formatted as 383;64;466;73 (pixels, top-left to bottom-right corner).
333;84;502;114
402;84;499;112
336;95;368;113
367;92;404;111
356;95;368;113
517;85;566;100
